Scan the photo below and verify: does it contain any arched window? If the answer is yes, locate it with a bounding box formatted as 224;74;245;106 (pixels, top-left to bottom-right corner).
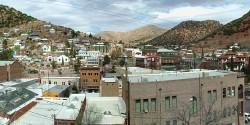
190;96;197;114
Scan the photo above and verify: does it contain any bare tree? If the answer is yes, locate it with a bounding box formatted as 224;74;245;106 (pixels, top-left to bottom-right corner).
172;101;192;125
201;98;222;125
83;103;104;124
172;98;222;125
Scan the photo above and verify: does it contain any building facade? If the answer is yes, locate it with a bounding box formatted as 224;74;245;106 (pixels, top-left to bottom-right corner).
79;65;101;92
122;70;245;125
101;78;119;97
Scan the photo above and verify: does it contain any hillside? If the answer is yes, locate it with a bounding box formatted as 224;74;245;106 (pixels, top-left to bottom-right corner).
198;10;250;49
148;20;222;46
96;25;168;44
0;4;37;28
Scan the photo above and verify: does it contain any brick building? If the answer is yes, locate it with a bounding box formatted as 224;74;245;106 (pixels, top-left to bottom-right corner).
79;65;101;92
101;77;119;97
0;60;22;82
122;69;245;125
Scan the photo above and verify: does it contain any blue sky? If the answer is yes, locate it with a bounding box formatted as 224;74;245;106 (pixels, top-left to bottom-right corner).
1;0;250;34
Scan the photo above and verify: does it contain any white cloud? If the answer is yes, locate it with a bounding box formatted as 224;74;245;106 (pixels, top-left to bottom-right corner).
151;3;242;21
0;0;250;33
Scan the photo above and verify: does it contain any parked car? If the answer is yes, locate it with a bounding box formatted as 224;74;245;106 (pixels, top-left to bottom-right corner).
246;96;250;100
245;112;250;123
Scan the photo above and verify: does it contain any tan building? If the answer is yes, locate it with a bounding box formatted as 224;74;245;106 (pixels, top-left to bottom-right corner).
101;77;119;96
122;69;245;125
79;65;100;92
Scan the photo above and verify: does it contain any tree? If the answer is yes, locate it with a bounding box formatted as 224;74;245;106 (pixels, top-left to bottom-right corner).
83;103;103;124
74;58;81;73
2;39;8;49
0;49;13;60
61;57;64;66
119;58;125;66
14;45;20;50
172;97;222;125
109;63;116;73
51;61;57;69
102;55;110;66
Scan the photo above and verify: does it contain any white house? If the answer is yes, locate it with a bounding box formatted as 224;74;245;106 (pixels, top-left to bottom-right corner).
45;55;70;65
49;28;56;33
68;38;80;44
76;50;102;59
41;44;51;53
56;55;70;65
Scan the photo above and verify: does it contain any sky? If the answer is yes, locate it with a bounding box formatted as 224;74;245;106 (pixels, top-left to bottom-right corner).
1;0;250;34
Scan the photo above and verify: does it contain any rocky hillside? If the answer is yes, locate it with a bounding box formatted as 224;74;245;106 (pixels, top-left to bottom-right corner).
198;10;250;49
0;4;37;28
148;20;222;46
96;25;168;44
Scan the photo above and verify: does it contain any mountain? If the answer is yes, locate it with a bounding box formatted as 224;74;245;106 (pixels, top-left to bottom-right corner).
96;25;168;44
197;10;250;49
0;4;37;28
148;20;222;46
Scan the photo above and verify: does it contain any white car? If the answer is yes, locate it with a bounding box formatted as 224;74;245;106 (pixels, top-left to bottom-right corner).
245;112;250;123
246;96;250;100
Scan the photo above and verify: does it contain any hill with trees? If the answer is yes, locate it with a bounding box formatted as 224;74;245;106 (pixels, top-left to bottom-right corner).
148;20;222;46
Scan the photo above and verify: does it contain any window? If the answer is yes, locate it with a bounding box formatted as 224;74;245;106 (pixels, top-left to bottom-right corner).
151;98;156;111
173;120;177;125
212;90;217;101
232;106;236;115
143;99;149;112
223;108;227;118
166;121;170;125
165;97;170;109
93;79;98;83
190;97;197;114
135;100;141;113
227;87;231;96
172;96;177;108
83;79;88;83
228;107;231;116
232;86;235;96
62;82;65;85
208;91;212;101
223;88;226;98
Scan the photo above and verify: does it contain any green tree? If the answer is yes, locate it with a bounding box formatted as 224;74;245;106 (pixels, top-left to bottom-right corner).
109;63;116;73
51;61;57;69
119;58;125;66
0;49;13;60
102;55;110;66
2;39;8;49
62;57;64;66
74;58;81;73
14;45;20;50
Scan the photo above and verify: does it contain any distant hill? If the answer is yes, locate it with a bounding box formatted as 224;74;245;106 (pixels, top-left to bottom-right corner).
197;10;250;49
0;4;37;28
148;20;222;46
96;25;168;44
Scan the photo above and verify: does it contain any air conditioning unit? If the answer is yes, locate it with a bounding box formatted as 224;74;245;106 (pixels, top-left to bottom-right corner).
144;109;148;113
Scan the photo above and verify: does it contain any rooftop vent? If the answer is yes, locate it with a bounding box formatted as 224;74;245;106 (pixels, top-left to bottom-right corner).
68;104;75;109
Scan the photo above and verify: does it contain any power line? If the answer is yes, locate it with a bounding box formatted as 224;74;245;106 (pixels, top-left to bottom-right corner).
89;0;178;25
26;0;172;29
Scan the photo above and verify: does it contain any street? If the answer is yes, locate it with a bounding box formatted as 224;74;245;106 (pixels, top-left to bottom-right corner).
246;100;250;125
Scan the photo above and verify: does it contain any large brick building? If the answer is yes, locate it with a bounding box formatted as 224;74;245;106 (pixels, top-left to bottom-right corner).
122;69;245;125
0;60;22;82
79;65;101;92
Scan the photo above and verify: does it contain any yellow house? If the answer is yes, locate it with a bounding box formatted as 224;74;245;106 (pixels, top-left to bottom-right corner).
43;85;69;97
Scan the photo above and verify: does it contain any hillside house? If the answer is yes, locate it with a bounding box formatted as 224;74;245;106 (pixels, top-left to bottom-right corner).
41;44;51;53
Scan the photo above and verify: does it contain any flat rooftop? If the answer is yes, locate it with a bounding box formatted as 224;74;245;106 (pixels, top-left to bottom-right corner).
14;99;65;125
85;97;126;125
127;69;238;83
0;78;38;87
